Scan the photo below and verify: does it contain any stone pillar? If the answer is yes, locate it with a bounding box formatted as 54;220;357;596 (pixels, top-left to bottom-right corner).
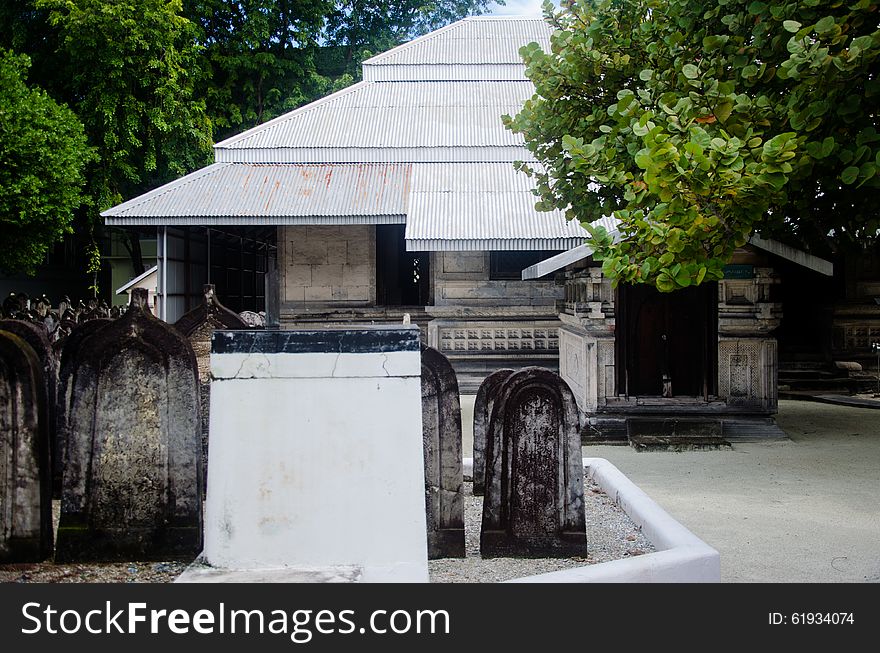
556;268;616;415
717;268;781;412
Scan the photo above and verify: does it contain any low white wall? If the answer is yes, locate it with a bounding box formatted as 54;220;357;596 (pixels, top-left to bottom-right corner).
203;328;429;582
463;457;720;583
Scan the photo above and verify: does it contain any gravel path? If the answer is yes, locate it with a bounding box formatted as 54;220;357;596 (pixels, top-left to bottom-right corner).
1;479;654;583
428;479;654;583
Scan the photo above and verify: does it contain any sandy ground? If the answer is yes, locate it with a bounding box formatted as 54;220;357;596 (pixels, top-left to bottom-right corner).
582;399;880;582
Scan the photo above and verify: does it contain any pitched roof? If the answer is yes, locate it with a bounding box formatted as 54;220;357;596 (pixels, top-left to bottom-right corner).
103;17;590;251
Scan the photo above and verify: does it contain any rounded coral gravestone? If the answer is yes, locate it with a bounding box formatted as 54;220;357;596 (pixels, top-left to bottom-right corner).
421;345;465;559
480;367;587;558
56;288;202;562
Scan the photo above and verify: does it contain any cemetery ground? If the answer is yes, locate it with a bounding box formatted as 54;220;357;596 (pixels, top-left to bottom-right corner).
2;398;876;583
579;399;880;583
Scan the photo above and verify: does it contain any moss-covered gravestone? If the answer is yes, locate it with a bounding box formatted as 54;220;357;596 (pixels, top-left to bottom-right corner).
421;345;465;558
0;330;53;562
56;288;202;562
480;367;586;558
55;319;112;492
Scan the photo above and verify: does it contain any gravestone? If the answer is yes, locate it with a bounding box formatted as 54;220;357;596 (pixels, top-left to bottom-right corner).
175;285;249;485
472;368;514;496
420;345;465;558
480;367;587;558
56;288;202;561
0;330;53;562
55;319;112;492
0;319;58;495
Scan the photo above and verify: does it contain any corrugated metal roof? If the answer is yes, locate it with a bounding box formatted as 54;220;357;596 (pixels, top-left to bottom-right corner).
215;146;534;164
214;81;534;158
404;163;589;250
102;163;411;221
362;63;528;82
362;17;551;67
103;17;589;251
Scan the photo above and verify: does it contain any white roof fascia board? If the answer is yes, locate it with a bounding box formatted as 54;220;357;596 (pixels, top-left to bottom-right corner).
105;215;407;227
406;237;587;252
115;265;158;295
521;233;834;280
521;244;594;280
748;234;833;276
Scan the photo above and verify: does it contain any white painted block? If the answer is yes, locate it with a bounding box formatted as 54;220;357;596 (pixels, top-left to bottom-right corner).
203;328;428;582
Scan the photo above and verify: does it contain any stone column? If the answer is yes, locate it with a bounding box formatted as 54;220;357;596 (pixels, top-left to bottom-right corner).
717;267;781;412
557;268;616;415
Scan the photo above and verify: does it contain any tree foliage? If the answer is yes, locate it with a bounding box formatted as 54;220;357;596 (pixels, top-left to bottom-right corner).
0;50;91;274
38;0;213;214
0;0;494;278
506;0;880;291
183;0;334;140
184;1;496;141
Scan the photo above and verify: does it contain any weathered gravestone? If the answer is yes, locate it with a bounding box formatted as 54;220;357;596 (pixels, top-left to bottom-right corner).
55;319;112;493
174;285;248;487
480;367;587;558
421;345;465;558
0;319;58;495
472;368;515;496
56;288;202;562
0;330;53;562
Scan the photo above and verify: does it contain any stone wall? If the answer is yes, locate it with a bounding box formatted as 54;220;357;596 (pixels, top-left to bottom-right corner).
433;252;561;307
278;225;376;306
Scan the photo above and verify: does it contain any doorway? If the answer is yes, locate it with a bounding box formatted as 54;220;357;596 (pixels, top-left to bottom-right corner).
376;225;430;306
616;282;717;398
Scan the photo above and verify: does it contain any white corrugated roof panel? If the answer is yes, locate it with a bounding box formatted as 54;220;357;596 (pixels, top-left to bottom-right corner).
405;163;589;250
102;163;411;224
362;17;551;67
214;81;534;159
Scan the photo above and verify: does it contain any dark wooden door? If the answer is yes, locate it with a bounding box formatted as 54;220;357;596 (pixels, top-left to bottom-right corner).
617;282;717;398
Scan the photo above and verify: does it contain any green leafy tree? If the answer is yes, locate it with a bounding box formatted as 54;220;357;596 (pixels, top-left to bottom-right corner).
324;0;497;74
0;50;91;275
506;0;880;291
183;0;335;140
38;0;213;221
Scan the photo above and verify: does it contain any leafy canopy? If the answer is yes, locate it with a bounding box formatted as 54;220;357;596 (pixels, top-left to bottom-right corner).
506;0;880;292
38;0;214;214
0;50;92;275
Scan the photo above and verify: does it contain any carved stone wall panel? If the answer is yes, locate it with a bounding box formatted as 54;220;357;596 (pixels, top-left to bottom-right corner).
718;338;777;410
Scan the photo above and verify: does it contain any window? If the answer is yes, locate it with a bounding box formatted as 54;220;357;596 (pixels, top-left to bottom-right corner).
489;251;561;281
